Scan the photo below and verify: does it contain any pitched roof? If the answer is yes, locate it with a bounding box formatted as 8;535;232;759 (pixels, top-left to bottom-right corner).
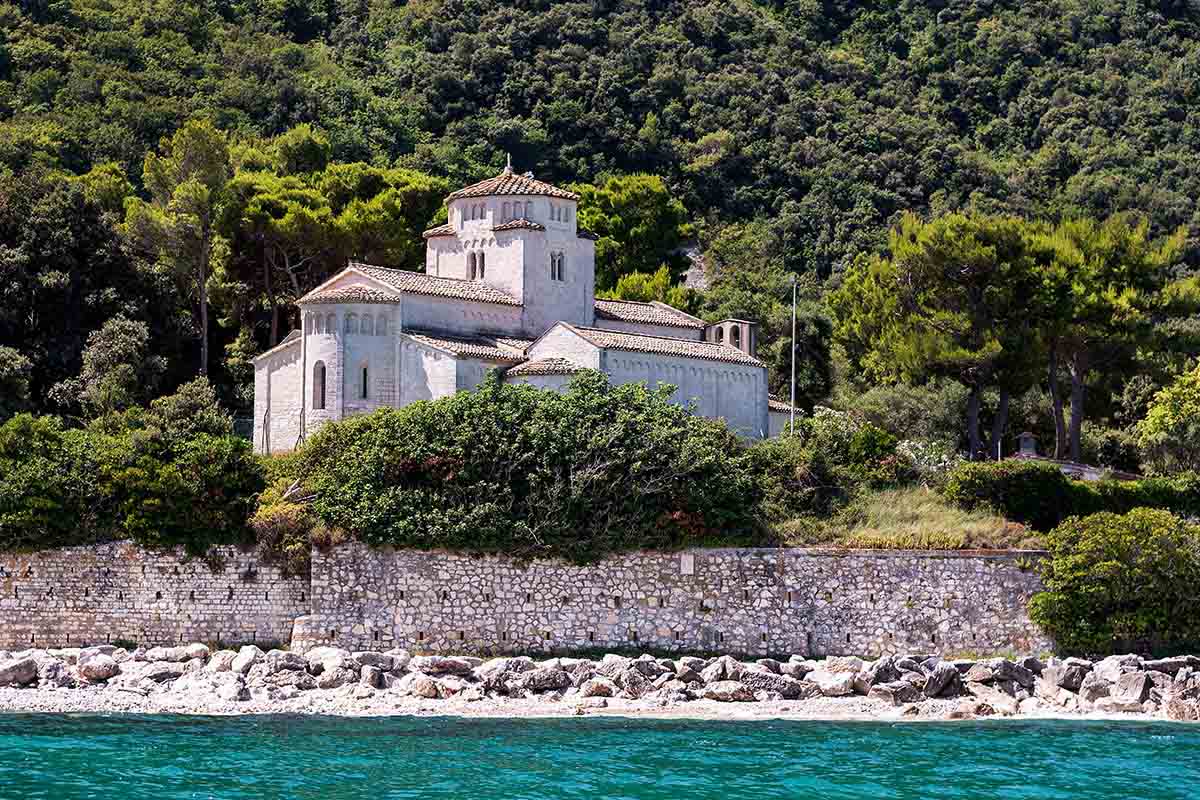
446;167;580;201
492;218;545;233
251;329;301;362
570;326;765;367
768;395;796;413
404;330;530;364
298;285;401;305
506;357;585;377
350;263;522;307
594;299;706;330
422;223;456;238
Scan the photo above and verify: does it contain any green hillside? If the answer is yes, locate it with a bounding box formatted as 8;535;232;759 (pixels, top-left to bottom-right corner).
0;0;1197;467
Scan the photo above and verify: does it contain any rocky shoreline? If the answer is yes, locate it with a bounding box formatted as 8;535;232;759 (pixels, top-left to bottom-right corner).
1;644;1199;723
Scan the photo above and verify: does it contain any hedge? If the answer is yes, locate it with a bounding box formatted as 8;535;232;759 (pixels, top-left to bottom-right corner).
942;460;1200;531
1029;509;1200;655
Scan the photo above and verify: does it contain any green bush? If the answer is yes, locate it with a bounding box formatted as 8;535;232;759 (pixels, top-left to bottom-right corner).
297;371;767;563
0;380;264;555
0;414;110;550
943;459;1200;531
747;435;845;523
942;460;1078;530
1029;509;1200;655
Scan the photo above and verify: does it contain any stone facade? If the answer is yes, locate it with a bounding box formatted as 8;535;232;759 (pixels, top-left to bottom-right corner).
254;162;775;453
0;542;308;650
295;544;1052;657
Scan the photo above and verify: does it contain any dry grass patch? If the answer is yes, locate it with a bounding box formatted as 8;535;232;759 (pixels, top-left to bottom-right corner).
779;486;1042;551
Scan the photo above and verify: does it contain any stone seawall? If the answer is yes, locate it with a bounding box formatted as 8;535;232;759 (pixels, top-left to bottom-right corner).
0;542;308;649
295;544;1052;657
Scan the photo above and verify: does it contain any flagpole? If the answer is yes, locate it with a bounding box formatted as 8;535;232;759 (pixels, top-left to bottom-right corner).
789;274;797;433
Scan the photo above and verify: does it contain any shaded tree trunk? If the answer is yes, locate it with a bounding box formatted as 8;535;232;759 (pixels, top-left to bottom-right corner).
990;387;1010;460
1048;341;1066;459
966;385;982;460
1069;350;1088;462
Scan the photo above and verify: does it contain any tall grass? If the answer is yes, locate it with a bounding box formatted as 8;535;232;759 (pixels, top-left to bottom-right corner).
779;486;1043;551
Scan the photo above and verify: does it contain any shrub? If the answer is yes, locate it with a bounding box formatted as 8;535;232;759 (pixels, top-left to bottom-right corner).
297;371;767;563
0;380;264;555
747;435;845;523
250;478;329;577
942;460;1078;531
896;439;963;488
1029;509;1200;655
0;414;109;550
943;459;1200;530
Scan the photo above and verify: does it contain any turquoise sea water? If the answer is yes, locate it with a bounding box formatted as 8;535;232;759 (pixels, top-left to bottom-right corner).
0;714;1197;799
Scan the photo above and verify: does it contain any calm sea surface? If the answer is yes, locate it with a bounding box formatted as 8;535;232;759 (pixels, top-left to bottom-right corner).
0;713;1196;799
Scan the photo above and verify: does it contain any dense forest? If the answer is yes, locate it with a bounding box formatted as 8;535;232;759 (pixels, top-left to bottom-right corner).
1;0;1199;473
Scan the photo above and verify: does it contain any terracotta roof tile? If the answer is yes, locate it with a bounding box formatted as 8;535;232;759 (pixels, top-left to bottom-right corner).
572;326;764;367
594;299;706;330
298;286;401;305
350;263;522;307
447;168;579;201
404;330;529;363
422;223;456;238
492;218;546;233
491;337;534;355
768;395;796;413
506;357;585;377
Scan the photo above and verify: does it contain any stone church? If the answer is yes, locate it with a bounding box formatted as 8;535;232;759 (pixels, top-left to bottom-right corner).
253;163;790;453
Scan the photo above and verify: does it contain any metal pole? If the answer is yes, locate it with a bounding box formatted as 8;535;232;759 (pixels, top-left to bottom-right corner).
789;275;797;433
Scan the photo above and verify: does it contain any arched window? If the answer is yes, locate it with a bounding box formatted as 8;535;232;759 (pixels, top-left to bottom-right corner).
360;364;369;400
715;327;724;343
477;203;485;219
361;315;374;335
312;361;326;410
525;201;534;218
376;314;387;336
565;206;571;222
502;202;511;221
468;252;477;280
344;313;358;334
326;313;336;334
731;326;741;348
478;252;485;279
307;315;317;334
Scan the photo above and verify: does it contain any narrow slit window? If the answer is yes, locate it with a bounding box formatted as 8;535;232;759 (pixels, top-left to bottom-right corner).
312;361;326;410
361;366;369;400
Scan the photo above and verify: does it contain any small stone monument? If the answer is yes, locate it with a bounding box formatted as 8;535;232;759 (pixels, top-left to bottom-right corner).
1018;431;1037;457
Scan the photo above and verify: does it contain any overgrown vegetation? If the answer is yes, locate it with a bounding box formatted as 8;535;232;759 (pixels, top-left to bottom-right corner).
0;380;263;555
1030;509;1200;655
289;372;767;563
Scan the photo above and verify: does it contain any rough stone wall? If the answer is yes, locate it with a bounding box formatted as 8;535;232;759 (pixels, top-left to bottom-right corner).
296;545;1052;657
0;542;309;650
